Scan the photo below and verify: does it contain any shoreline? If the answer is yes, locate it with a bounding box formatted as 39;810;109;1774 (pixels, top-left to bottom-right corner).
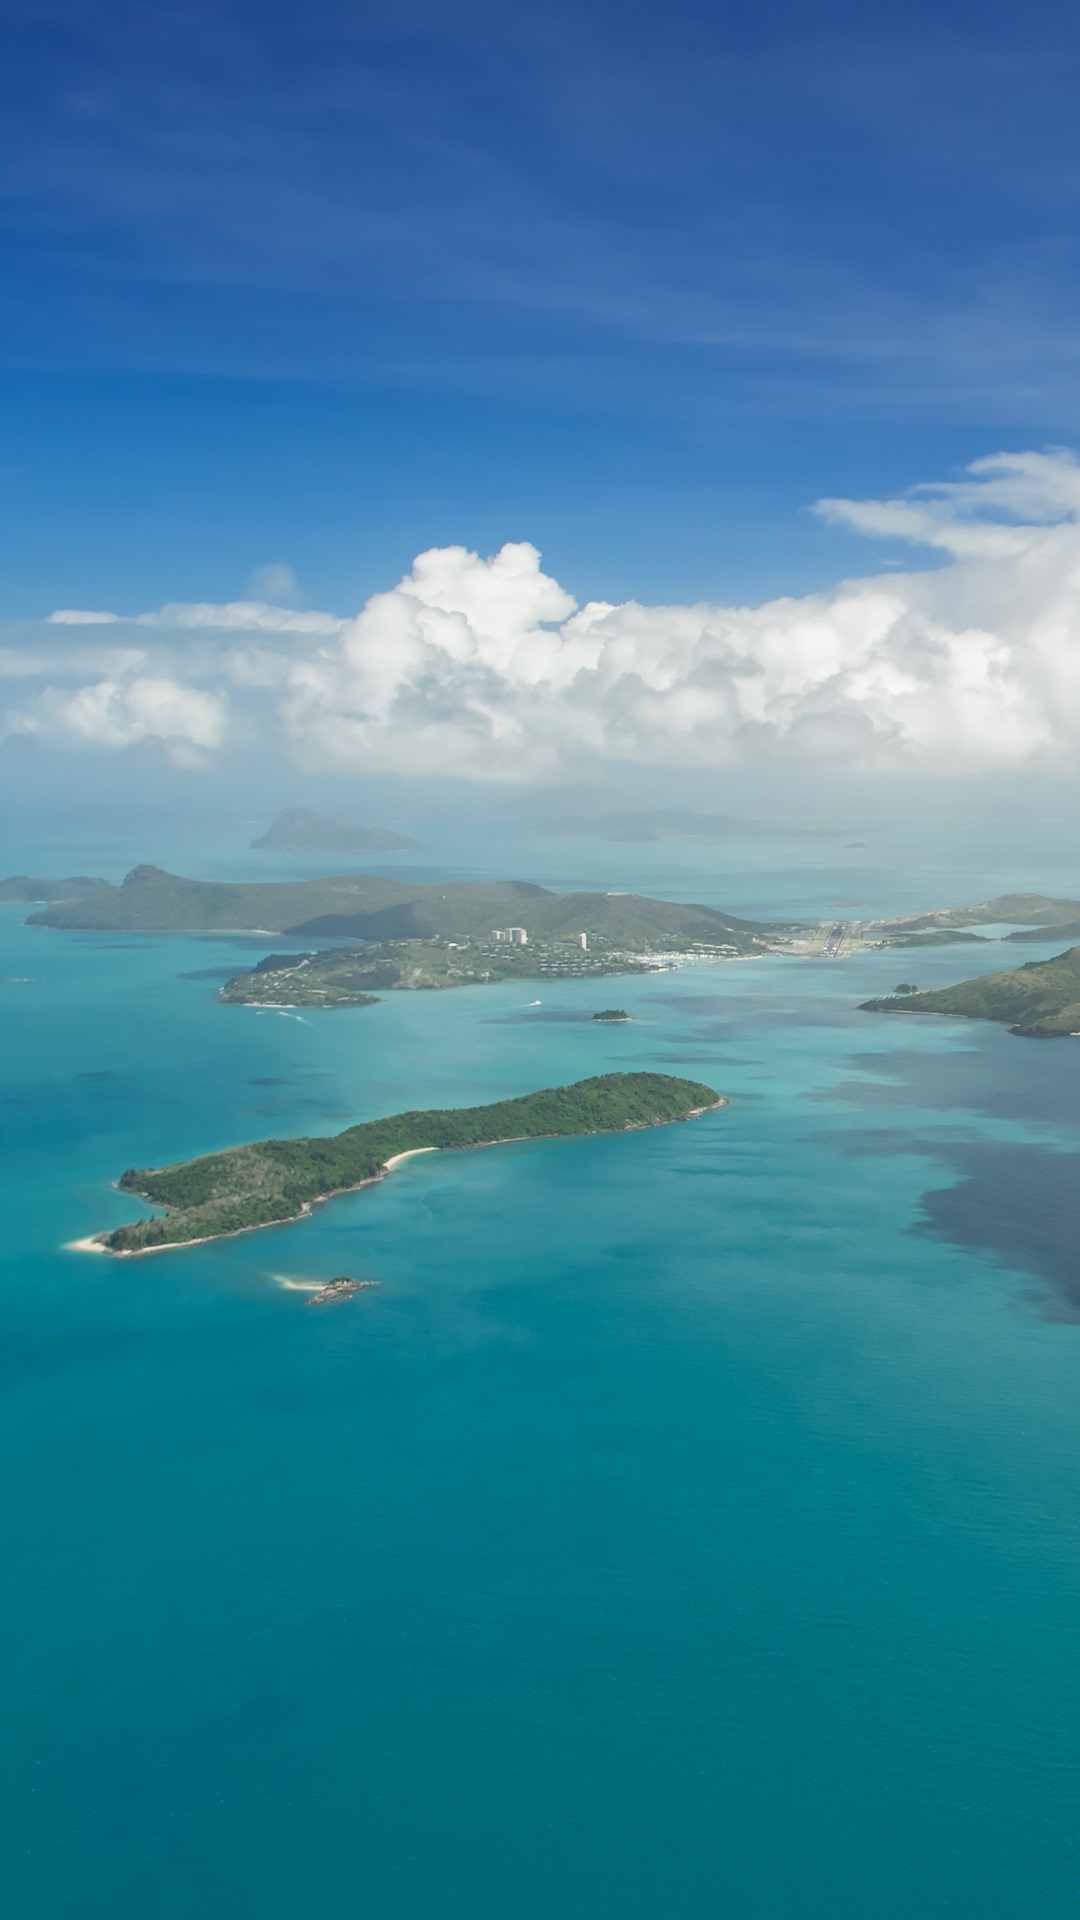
65;1100;728;1260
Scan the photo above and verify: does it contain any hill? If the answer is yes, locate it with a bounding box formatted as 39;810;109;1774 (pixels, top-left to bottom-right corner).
28;865;795;950
861;945;1080;1036
874;893;1080;937
97;1072;722;1252
251;807;420;852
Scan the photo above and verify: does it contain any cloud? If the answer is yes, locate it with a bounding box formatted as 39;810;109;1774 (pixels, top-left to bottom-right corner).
48;599;345;635
10;451;1080;778
246;563;300;605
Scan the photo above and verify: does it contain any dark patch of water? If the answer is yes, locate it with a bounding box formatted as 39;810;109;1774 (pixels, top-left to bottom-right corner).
916;1141;1080;1321
828;1124;1080;1320
831;1040;1080;1131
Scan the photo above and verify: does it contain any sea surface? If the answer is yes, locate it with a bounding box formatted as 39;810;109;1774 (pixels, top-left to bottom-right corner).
5;818;1080;1917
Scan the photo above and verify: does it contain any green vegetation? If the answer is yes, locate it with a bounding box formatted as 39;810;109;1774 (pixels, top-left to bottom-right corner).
862;945;1080;1036
102;1072;721;1253
592;1008;631;1021
28;863;793;950
882;930;986;949
251;807;420;852
220;936;666;1004
872;893;1080;937
222;948;387;1006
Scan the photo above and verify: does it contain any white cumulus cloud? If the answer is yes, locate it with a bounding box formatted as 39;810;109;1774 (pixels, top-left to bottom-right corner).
11;450;1080;778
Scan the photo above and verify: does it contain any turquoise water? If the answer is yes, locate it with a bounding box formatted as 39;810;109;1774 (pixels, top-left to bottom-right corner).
6;827;1080;1917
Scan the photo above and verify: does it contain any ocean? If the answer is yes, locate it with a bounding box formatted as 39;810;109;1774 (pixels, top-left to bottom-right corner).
4;816;1080;1917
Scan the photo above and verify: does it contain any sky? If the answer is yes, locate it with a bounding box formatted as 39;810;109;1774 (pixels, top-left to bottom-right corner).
4;0;1080;788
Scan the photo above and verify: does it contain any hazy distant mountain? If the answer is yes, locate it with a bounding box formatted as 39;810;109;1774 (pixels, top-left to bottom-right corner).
0;874;110;902
506;783;632;823
503;786;824;840
534;806;821;842
251;808;421;852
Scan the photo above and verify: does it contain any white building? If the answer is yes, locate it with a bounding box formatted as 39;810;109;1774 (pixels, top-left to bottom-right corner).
492;927;528;945
575;932;588;951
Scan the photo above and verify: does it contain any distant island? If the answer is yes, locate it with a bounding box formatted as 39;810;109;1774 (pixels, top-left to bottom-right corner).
251;807;421;853
862;945;1080;1036
26;863;797;951
865;892;1080;945
80;1072;722;1254
505;785;825;841
592;1008;630;1021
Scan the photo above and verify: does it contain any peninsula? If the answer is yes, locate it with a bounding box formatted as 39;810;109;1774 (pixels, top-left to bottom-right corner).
219;937;665;1003
91;1072;722;1254
861;944;1080;1036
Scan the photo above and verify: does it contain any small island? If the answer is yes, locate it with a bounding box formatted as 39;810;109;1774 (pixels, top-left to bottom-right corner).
307;1276;378;1306
861;944;1080;1037
592;1008;631;1021
87;1072;723;1254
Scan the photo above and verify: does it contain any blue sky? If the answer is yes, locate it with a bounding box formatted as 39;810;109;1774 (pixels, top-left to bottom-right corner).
6;0;1080;619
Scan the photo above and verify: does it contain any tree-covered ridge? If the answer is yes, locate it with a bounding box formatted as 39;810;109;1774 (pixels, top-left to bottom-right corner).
104;1072;721;1253
871;892;1080;938
26;863;792;950
861;945;1080;1036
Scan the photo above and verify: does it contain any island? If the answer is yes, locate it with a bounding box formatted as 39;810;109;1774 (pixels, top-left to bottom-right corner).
307;1276;379;1306
81;1072;723;1254
592;1008;631;1021
251;807;421;853
863;892;1080;944
861;944;1080;1036
26;863;795;952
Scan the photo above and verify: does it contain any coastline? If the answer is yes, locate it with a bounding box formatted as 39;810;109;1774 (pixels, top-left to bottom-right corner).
66;1100;727;1260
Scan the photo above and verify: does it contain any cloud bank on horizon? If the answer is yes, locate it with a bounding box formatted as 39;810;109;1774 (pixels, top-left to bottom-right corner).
7;450;1080;781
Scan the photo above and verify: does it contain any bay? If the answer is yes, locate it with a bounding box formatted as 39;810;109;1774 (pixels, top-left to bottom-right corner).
4;822;1080;1918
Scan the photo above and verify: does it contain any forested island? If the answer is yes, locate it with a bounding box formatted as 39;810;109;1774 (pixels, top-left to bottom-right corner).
26;862;790;949
862;945;1080;1036
92;1072;722;1254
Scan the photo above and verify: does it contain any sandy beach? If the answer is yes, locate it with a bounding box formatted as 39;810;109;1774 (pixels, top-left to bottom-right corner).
64;1105;726;1258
